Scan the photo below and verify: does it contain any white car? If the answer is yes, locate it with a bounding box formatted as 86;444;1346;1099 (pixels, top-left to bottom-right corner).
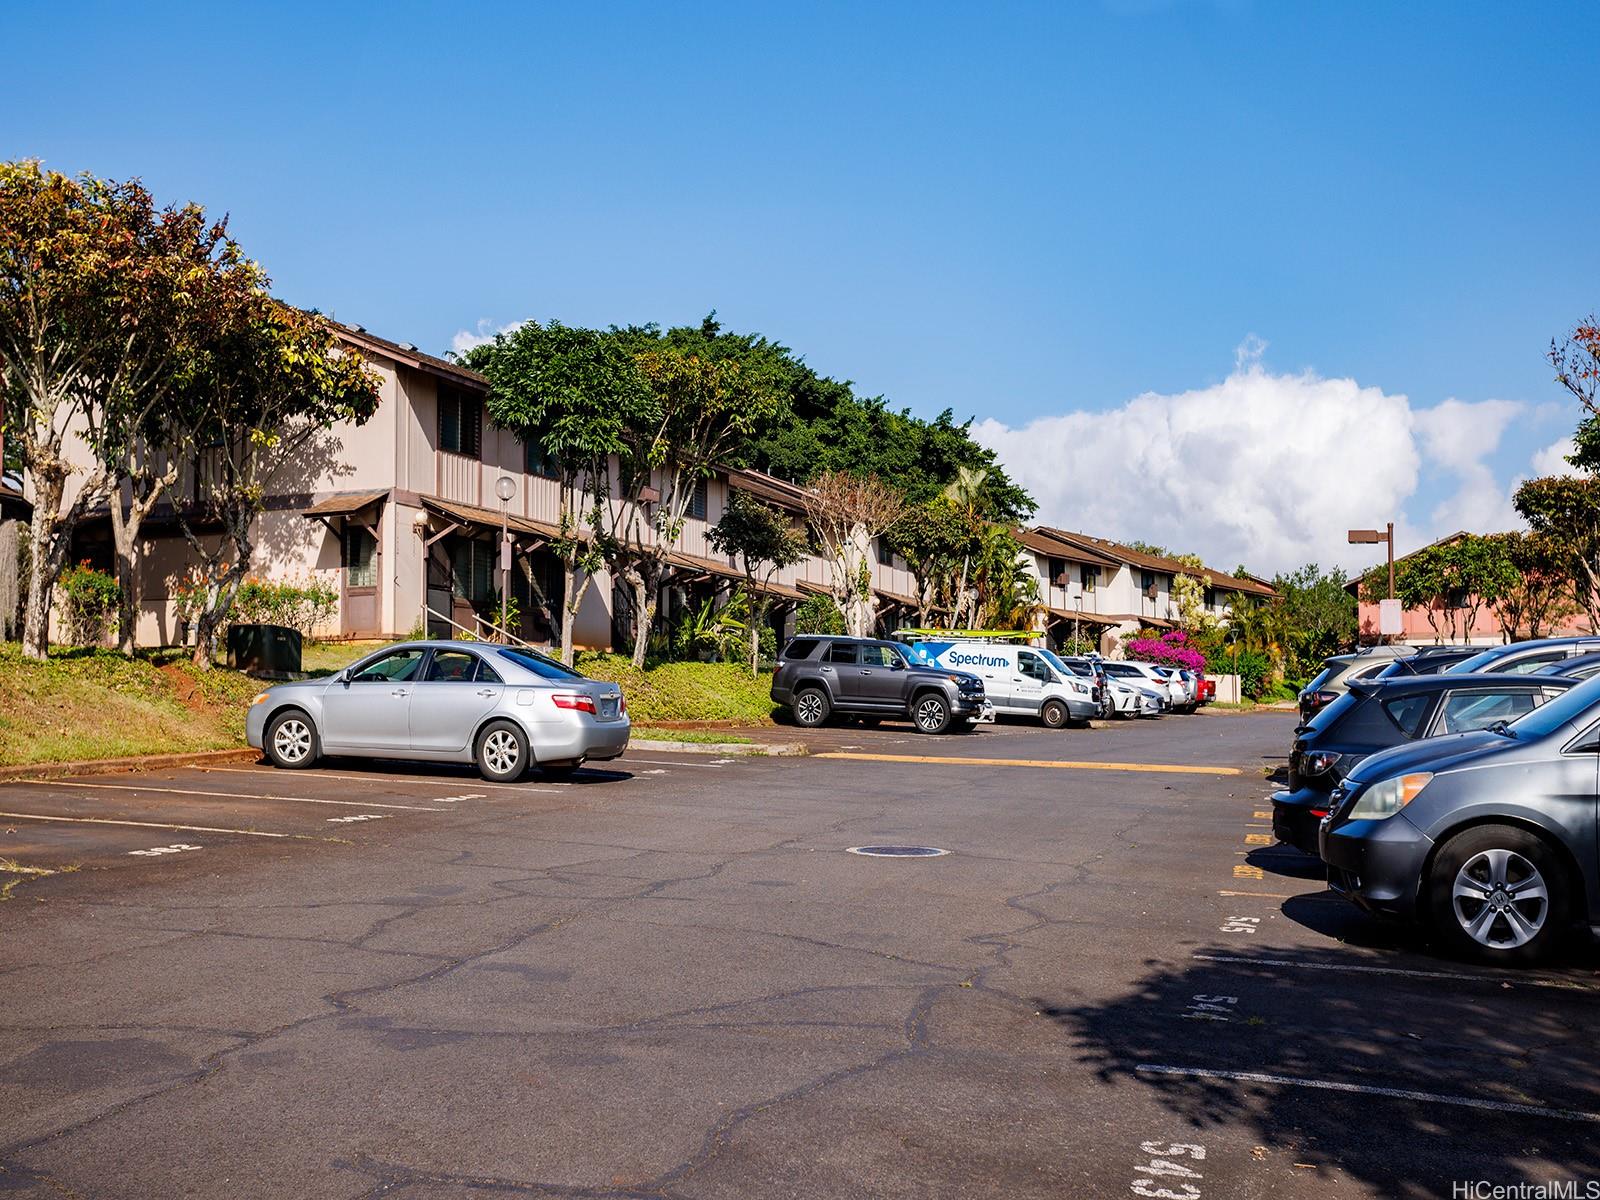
1057;654;1164;718
1103;661;1191;713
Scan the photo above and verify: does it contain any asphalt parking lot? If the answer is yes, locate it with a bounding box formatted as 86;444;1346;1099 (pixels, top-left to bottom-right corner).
3;713;1600;1198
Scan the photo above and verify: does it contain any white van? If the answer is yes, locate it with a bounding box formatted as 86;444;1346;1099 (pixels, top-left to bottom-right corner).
901;639;1099;728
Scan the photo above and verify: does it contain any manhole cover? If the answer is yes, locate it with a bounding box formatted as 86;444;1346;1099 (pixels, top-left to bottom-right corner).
846;845;950;858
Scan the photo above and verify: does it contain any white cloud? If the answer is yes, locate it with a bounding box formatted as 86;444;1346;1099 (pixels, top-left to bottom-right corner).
974;344;1530;576
450;318;529;357
1531;436;1579;478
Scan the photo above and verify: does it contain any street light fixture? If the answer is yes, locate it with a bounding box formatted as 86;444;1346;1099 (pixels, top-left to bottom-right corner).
495;476;517;641
1347;522;1395;599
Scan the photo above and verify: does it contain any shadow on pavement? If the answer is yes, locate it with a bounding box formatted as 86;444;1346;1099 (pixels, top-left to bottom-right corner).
1039;945;1600;1198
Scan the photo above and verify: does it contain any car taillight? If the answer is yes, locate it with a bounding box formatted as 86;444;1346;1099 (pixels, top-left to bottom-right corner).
551;692;597;714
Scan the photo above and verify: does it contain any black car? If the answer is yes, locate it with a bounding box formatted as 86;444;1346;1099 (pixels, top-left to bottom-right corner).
769;635;988;734
1371;647;1478;678
1321;674;1600;964
1273;672;1577;855
1532;651;1600;682
1445;636;1600;677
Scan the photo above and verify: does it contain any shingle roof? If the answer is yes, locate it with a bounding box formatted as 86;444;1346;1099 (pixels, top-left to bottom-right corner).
1017;528;1121;568
1032;528;1276;597
333;323;489;390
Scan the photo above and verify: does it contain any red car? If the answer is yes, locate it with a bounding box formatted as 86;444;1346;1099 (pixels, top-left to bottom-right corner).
1197;675;1216;704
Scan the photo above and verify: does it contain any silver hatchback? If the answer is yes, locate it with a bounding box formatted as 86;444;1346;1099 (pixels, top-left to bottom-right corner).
246;641;629;782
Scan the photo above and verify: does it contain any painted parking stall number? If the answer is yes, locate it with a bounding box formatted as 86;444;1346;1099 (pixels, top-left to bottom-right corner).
129;843;201;857
431;793;485;804
1181;994;1238;1022
1131;1141;1206;1199
1219;915;1261;935
326;814;390;824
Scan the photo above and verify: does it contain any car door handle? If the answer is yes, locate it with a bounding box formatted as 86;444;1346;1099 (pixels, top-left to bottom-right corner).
476;688;495;697
391;688;410;697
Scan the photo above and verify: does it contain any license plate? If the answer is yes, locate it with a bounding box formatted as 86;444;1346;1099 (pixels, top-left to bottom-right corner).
599;696;618;718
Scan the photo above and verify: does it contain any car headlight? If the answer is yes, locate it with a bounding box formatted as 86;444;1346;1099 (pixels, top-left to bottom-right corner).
1347;772;1432;821
251;691;272;706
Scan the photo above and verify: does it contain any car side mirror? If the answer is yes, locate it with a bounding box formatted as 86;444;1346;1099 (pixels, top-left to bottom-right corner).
337;668;351;686
891;659;906;670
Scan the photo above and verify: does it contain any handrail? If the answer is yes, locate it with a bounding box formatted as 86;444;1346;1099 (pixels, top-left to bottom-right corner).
423;605;537;650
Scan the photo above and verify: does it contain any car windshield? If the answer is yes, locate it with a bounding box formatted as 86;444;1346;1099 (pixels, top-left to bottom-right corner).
498;647;586;681
1504;672;1600;739
1304;690;1360;734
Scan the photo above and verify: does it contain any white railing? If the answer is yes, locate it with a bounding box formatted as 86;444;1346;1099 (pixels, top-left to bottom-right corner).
423;605;536;650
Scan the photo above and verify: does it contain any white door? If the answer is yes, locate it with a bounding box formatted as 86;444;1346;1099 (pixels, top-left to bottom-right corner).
1011;650;1051;714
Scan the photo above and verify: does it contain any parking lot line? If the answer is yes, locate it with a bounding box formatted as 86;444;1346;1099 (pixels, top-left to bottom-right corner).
1191;953;1594;992
202;766;561;794
34;780;445;813
1134;1064;1600;1123
0;811;296;838
814;751;1242;776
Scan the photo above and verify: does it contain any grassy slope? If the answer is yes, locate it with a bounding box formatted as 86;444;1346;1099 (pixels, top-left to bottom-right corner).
0;642;775;766
574;653;777;725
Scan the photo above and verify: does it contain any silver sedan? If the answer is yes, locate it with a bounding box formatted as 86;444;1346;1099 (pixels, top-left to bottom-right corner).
246;640;629;782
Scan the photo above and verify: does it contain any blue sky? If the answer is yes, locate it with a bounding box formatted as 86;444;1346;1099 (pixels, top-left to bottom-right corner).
5;0;1597;571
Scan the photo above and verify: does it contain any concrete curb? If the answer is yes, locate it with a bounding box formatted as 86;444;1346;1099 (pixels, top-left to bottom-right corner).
0;746;262;782
627;740;808;757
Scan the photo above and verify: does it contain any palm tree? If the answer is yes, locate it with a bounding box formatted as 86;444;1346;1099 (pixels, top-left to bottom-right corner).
942;466;988;628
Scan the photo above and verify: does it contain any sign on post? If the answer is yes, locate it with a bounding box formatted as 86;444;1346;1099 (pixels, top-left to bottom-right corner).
1378;598;1403;636
500;536;512;571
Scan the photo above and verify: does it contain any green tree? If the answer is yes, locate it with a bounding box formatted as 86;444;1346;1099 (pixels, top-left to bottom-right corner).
1359;535;1517;644
1514;474;1600;632
707;489;806;673
172;299;380;667
1549;317;1600;471
467;321;653;664
888;496;968;627
1486;531;1575;642
1271;563;1358;673
0;162;261;658
603;321;789;666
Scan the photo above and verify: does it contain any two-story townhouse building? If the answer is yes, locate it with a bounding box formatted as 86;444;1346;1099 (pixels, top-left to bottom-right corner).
52;322;926;653
1017;527;1276;654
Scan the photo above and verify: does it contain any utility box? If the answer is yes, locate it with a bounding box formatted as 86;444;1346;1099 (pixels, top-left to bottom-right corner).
227;623;303;678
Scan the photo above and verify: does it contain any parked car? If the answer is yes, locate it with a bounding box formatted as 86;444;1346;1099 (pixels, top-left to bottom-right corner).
1103;661;1190;712
1298;645;1429;723
900;638;1097;727
1533;651;1600;682
1273;672;1577;855
1056;655;1162;718
247;641;629;782
1196;674;1216;705
771;636;990;733
1320;672;1600;964
1446;636;1600;677
1371;647;1478;678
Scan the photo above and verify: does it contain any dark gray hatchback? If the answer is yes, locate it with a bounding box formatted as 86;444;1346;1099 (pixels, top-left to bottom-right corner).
1321;673;1600;964
770;636;988;734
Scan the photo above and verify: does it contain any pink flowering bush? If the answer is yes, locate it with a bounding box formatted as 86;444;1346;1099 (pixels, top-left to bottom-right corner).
1124;629;1208;672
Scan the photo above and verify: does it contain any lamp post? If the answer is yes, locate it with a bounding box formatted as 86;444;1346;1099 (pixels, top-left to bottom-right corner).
495;476;517;642
1347;522;1395;598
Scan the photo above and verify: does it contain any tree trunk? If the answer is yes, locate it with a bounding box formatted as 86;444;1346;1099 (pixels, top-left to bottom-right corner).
629;569;658;669
109;459;178;655
749;594;767;675
558;559;593;666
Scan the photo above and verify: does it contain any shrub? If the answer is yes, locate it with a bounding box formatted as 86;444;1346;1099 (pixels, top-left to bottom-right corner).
59;562;120;646
230;576;340;635
1124;629;1207;672
1220;648;1271;700
794;593;845;635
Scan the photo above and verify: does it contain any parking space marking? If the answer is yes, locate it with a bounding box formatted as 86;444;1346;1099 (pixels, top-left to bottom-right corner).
35;780;443;813
814;752;1243;776
1191;954;1595;992
1134;1064;1600;1123
129;843;202;857
203;767;559;794
0;812;295;838
1216;890;1301;900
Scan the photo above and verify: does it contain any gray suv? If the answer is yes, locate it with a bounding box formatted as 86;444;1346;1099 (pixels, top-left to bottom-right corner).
770;636;988;734
1321;672;1600;965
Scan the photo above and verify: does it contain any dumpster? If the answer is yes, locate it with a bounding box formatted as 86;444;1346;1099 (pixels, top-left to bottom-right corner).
227;623;303;677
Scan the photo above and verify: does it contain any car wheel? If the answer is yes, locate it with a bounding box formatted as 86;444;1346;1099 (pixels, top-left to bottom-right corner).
265;709;319;769
793;687;831;728
540;761;580;781
1040;699;1069;729
1428;824;1570;965
475;720;530;783
912;692;952;734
